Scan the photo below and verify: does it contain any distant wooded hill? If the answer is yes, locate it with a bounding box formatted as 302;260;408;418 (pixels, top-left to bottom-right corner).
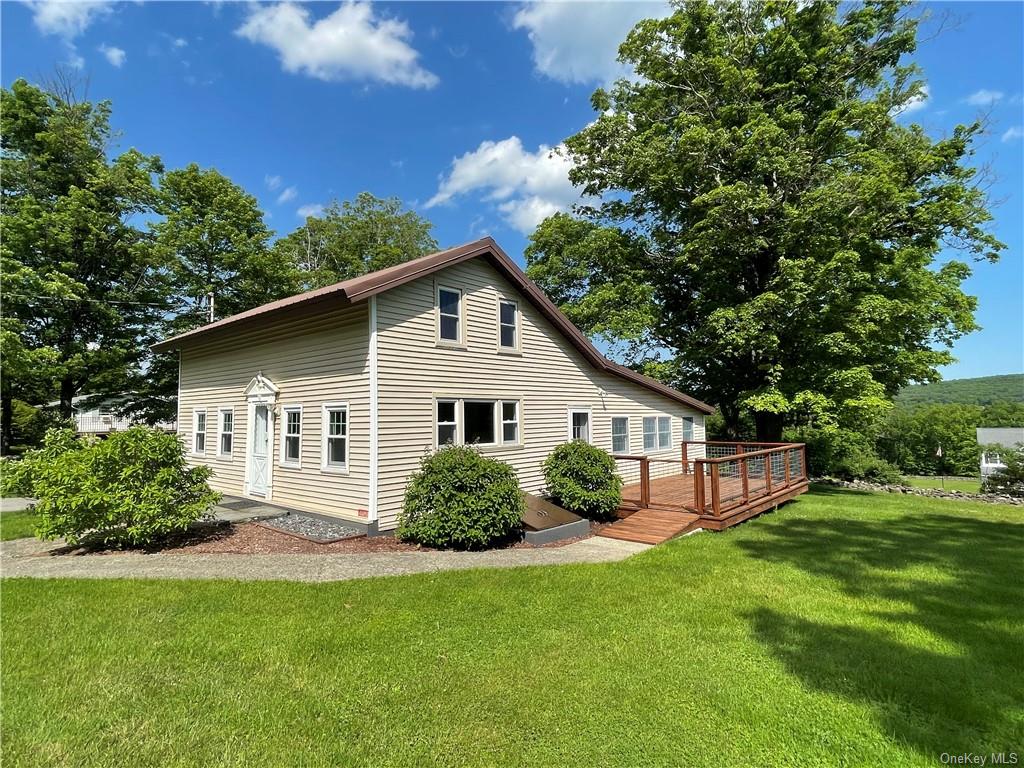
896;374;1024;406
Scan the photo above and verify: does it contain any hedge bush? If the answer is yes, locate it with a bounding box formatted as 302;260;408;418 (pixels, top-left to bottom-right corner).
0;427;82;498
31;426;220;547
398;445;524;549
543;441;622;520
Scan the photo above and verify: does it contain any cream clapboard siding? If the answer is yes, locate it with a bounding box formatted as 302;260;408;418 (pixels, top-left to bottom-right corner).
375;258;707;530
178;303;371;521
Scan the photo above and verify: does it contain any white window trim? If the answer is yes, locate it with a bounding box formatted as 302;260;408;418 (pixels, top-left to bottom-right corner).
682;415;695;443
217;406;234;459
434;397;523;449
321;402;350;473
642;414;674;454
497;297;521;353
192;408;207;455
436;284;464;347
500;399;521;446
280;405;303;468
610;415;631;455
436;398;460;447
567;406;593;444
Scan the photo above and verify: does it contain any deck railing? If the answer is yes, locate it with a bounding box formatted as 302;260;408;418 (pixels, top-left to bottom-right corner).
615;441;808;517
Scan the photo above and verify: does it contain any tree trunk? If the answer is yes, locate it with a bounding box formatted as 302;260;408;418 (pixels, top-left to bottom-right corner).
59;377;76;419
754;411;784;443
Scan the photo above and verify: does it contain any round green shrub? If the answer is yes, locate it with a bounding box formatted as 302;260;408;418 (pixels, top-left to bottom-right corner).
32;426;221;547
398;445;524;550
543;441;622;520
1;427;82;498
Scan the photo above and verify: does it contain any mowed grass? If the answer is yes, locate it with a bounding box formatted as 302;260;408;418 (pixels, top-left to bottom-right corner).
0;509;36;541
902;475;982;493
2;487;1022;767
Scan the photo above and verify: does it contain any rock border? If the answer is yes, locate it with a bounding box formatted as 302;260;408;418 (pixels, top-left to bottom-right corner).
814;477;1023;506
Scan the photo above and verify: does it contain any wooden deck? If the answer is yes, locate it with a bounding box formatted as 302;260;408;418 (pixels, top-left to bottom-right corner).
599;441;809;544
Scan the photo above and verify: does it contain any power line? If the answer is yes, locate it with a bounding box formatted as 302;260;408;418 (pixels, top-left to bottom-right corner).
1;292;200;311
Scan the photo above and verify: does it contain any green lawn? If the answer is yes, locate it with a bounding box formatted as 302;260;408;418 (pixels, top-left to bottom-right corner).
2;487;1022;767
0;509;36;541
902;475;982;493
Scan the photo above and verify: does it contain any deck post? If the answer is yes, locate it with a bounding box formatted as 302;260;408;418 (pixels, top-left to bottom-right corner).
681;442;688;474
740;454;749;502
765;450;774;494
710;464;721;517
694;460;706;512
801;445;808;480
784;450;791;487
640;457;650;508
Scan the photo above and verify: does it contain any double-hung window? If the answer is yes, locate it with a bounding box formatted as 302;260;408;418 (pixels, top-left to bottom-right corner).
498;299;518;350
218;408;234;456
193;410;206;454
611;417;630;454
282;406;302;466
323;404;348;471
437;400;458;445
569;408;591;442
501;401;519;444
682;416;695;442
436;399;520;447
642;415;672;452
437;286;462;343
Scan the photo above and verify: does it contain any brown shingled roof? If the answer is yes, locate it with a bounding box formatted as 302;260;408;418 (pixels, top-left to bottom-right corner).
153;236;713;414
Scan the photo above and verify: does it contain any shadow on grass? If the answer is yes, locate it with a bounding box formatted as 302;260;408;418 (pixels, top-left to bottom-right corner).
741;513;1024;757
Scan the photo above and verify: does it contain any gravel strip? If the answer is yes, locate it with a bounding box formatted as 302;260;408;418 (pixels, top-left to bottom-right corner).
0;535;650;583
259;514;364;542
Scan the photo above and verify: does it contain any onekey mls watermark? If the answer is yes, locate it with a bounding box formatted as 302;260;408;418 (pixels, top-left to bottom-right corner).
939;753;1018;766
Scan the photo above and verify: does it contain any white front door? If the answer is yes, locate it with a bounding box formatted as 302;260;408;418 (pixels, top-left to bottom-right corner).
250;404;270;496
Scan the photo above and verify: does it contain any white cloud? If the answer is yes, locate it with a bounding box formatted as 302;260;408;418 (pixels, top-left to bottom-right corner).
966;89;1004;106
892;84;929;116
22;0;113;39
297;203;324;218
264;174;282;191
512;1;668;85
236;2;438;89
277;185;298;204
426;136;585;234
172;37;188;48
98;43;125;67
1002;126;1024;143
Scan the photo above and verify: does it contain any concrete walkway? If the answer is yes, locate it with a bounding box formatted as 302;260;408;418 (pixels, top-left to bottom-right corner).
0;497;35;513
0;535;650;583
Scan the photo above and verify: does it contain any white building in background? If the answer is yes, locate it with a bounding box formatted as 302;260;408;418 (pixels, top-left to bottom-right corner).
48;395;176;436
976;427;1024;478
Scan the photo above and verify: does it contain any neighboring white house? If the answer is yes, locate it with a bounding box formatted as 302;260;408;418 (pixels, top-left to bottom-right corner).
153;237;715;534
977;427;1024;478
48;395;176;436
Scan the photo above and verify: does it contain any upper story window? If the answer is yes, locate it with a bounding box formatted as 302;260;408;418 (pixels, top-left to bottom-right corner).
643;415;672;452
498;299;519;350
322;404;348;471
219;408;234;456
282;406;302;466
611;416;630;454
437;286;462;344
193;410;206;454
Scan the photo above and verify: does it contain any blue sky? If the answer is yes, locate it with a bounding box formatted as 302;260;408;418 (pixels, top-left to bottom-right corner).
3;1;1022;380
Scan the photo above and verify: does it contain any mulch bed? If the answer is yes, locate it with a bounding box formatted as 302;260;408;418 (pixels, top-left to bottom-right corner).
45;520;604;556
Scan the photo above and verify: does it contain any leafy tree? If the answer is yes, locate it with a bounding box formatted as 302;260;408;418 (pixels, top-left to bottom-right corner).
274;192;437;289
133;164;301;423
878;403;984;476
526;1;1003;440
1;78;163;452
